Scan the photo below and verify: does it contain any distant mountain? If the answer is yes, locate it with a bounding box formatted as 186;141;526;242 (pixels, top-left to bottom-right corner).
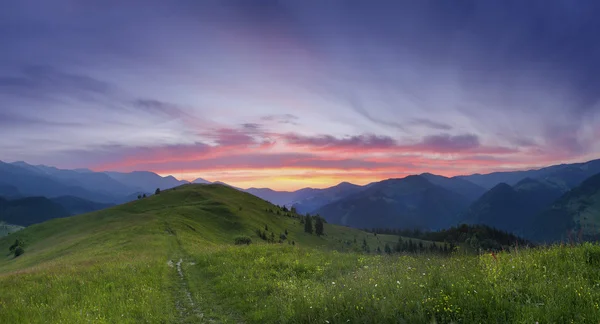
50;196;114;215
103;171;188;193
11;162;141;196
192;178;211;184
420;173;485;203
0;196;70;226
525;172;600;243
245;187;295;206
245;182;367;214
0;161;118;203
460;178;563;234
315;175;470;230
0;183;20;199
457;159;600;190
291;182;366;214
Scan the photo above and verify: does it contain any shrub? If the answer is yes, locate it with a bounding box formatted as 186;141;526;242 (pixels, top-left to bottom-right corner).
155;188;161;195
234;236;252;245
9;238;23;252
280;233;287;240
14;246;24;257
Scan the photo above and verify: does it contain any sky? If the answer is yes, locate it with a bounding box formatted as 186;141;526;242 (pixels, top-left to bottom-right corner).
1;0;600;190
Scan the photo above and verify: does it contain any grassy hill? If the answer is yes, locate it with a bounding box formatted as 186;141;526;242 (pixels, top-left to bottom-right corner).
1;184;600;323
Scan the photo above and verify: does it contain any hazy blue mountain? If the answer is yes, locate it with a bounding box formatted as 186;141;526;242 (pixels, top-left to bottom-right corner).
104;171;188;192
0;161;118;203
420;173;486;203
457;159;600;190
290;182;366;214
51;196;114;215
0;196;70;226
11;162;141;196
316;175;470;230
245;181;367;213
0;184;20;199
244;187;296;206
525;172;600;243
192;178;211;184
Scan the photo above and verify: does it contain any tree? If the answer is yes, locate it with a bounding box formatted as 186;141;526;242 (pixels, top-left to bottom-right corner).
384;243;392;254
291;206;297;214
137;195;142;200
14;246;24;257
9;239;23;252
155;188;161;195
315;217;324;236
304;215;313;234
234;236;252;245
142;194;147;198
395;236;403;253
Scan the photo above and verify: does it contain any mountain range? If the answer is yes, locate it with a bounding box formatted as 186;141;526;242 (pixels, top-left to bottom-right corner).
1;158;600;243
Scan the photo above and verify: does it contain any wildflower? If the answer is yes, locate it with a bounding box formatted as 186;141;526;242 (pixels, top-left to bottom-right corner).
332;282;335;285
375;284;378;287
396;281;400;284
422;273;426;276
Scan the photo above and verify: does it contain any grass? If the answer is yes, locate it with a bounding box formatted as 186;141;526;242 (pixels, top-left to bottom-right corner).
0;184;599;323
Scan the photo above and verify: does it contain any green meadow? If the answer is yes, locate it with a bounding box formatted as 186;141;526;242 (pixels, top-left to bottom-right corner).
1;184;599;323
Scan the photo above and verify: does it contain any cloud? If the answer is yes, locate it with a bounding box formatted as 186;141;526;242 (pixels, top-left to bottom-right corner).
0;65;114;102
283;132;517;155
417;134;479;152
411;118;453;131
284;133;397;149
261;114;299;125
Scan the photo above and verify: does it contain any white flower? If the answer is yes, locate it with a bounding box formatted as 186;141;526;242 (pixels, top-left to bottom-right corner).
375;284;378;287
396;281;400;284
332;282;335;285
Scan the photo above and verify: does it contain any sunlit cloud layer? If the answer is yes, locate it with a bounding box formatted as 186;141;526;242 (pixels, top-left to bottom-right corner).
1;1;599;190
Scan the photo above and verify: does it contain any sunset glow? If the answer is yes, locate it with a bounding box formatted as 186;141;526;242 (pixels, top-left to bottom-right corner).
2;1;599;190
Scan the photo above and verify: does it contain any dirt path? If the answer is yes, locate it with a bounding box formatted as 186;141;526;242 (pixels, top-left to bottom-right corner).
170;257;206;323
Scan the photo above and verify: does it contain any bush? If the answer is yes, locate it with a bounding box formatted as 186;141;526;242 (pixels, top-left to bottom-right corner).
9;238;23;252
280;233;287;240
14;246;24;257
234;236;252;245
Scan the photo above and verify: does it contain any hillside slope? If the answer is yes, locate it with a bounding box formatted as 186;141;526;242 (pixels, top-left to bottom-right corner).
0;184;411;323
526;172;600;243
460;178;563;234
